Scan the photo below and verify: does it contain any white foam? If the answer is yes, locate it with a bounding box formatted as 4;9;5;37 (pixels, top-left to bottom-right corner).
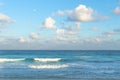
29;64;69;69
0;58;25;62
34;58;61;62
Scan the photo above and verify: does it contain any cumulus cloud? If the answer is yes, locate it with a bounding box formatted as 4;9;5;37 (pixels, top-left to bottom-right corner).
30;32;40;40
0;13;11;23
0;13;12;27
40;17;56;29
68;5;94;22
114;7;120;15
53;4;108;22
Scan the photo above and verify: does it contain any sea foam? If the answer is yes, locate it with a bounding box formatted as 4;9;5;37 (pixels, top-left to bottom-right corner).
0;58;25;62
34;58;61;62
29;64;68;69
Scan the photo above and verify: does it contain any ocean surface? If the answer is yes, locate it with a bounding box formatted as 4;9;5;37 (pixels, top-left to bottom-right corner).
0;50;120;80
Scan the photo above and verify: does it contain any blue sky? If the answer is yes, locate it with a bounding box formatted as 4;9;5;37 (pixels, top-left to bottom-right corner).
0;0;120;50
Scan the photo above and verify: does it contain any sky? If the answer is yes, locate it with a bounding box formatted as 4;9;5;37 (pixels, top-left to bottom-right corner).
0;0;120;50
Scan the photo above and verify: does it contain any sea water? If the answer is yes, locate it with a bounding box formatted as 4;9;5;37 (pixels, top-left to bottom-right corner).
0;50;120;80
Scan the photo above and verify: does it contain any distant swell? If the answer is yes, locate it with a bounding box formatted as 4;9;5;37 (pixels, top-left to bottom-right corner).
0;58;25;62
34;58;61;62
29;64;68;69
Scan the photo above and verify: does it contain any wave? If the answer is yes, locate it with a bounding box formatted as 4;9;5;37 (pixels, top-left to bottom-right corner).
34;58;61;62
0;58;62;63
0;58;25;62
29;64;68;69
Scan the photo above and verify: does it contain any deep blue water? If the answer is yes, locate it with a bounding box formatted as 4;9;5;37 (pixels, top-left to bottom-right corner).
0;50;120;80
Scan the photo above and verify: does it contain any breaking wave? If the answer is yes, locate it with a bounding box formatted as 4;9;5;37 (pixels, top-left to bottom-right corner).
0;58;62;63
0;58;25;62
29;64;69;69
34;58;61;62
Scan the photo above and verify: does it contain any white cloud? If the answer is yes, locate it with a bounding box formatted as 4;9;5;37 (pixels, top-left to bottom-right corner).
0;13;11;23
54;5;94;22
54;4;108;22
30;32;40;40
18;37;29;43
95;37;101;42
55;28;78;42
40;17;56;29
56;29;65;35
56;28;76;36
66;31;76;35
0;13;12;27
114;7;120;15
56;36;67;41
52;10;65;16
72;4;94;21
55;5;94;22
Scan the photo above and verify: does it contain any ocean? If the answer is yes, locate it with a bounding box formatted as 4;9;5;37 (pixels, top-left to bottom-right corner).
0;50;120;80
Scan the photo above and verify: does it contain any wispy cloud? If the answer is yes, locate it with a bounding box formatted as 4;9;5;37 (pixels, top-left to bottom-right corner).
29;32;41;40
114;7;120;15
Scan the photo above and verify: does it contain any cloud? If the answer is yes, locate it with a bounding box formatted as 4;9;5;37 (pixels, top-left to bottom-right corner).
0;13;11;23
54;21;80;42
63;22;80;32
56;29;67;41
0;34;120;50
0;13;12;27
53;4;108;22
103;29;120;37
56;36;67;41
18;37;29;43
56;28;77;36
114;7;120;15
40;17;56;29
55;28;78;42
56;29;65;35
30;32;40;40
52;10;65;16
68;5;94;22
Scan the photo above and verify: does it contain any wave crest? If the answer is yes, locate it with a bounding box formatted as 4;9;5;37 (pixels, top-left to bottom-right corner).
34;58;61;62
29;64;68;69
0;58;25;62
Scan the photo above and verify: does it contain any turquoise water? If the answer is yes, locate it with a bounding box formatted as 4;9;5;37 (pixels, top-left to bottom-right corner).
0;50;120;80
